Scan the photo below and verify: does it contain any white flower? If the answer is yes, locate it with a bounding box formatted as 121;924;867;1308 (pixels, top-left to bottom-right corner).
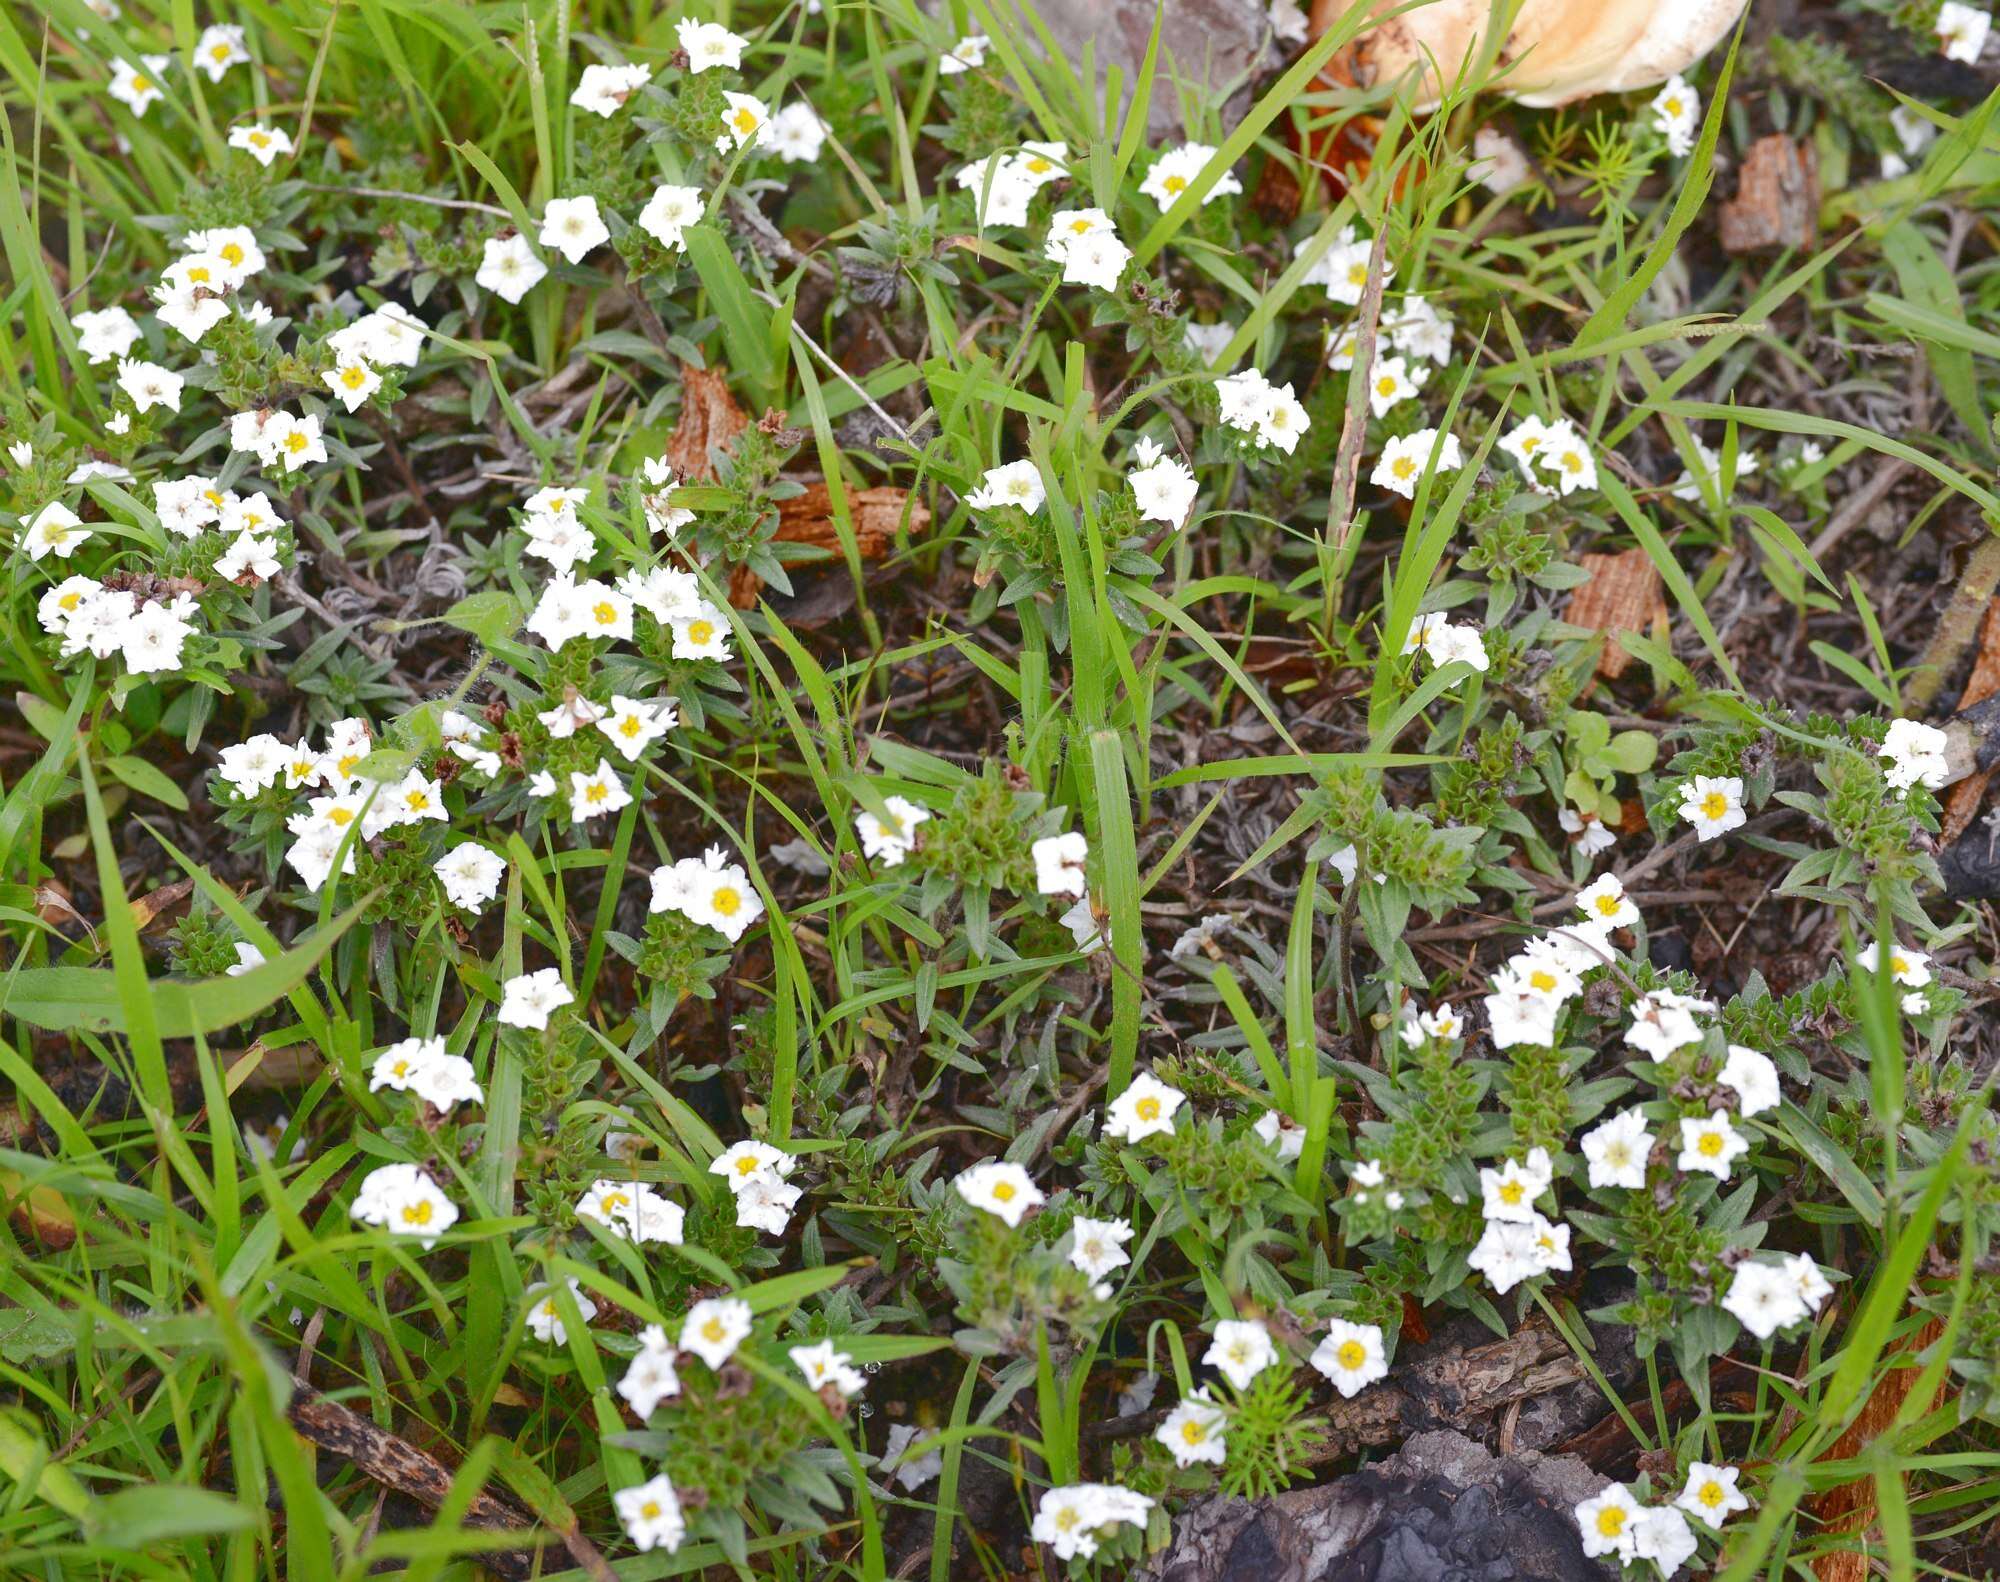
1168;913;1231;962
1677;774;1746;841
1256;1110;1307;1161
1467;1218;1544;1294
1156;1388;1228;1467
1104;1071;1184;1143
1499;415;1554;478
1384;294;1455;364
1364;353;1424;417
718;91;772;150
24;502;87;563
1581;1108;1653;1190
1575;1483;1642;1562
1203;1319;1278;1392
116;359;184;412
677;18;748;71
596;695;675;762
1217;367;1275;429
1310;1319;1388;1398
1633;1506;1699;1576
322;359;383;413
268;412;328;472
955;157;1037;227
1129;444;1199;527
1031;830;1088;897
939;34;989;73
734;1173;802;1234
1625;989;1709;1058
790;1340;867;1397
1479;1149;1553;1223
538;195;610;264
1650;74;1701;156
497;966;573;1030
1784;1251;1834;1314
617;1327;682;1417
228;124;293;166
120;595;198;674
1937;1;1991;62
1539;419;1598;494
227;942;265;977
883;1424;944;1490
1311;233;1392;306
109;55;172;117
476;233;547;303
1723;1259;1810;1339
857;795;931;866
1184;320;1235;366
1068;1216;1134;1280
1575;872;1638;929
1676;1461;1750;1529
349;1162;459;1247
1879;717;1951;794
768;101;828;163
680;1296;753;1368
1857;940;1932;987
953;1159;1044;1227
637;456;696;536
192;23;250;81
964;459;1045;514
1031;1483;1152;1561
37;575;102;638
569;759;634;823
1139;142;1241;207
369;1036;446;1094
1046;218;1130;291
1371;428;1462;497
711;1139;795;1191
576;1179;686;1245
1484;974;1561;1049
434;843;505;912
1677;1110;1749;1179
614;1474;685;1554
72;305;142;363
663;847;763;941
569;62;652;117
670;601;733;661
1253;382;1310;453
1719;1043;1781;1117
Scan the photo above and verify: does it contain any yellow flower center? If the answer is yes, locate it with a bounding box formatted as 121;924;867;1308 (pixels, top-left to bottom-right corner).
640;1500;661;1519
1700;791;1728;819
1562;451;1584;473
221;243;245;265
1376;377;1397;397
1181;1419;1205;1443
585;783;609;804
1392;457;1415;479
736;1157;759;1174
1026;157;1052;174
1498;1180;1524;1205
249;133;269;148
60;591;83;611
328;807;354;826
687;620;714;644
1890;955;1909;975
712;886;742;916
338;753;361;776
1663;97;1683;116
1163;174;1187;193
131;74;152;92
405;790;429;810
732;108;758;133
1135;1096;1160;1121
991;1180;1016;1202
1699;1482;1724;1508
285;431;308;453
1698;1131;1724;1157
1529;969;1557;994
188;266;211;283
1595;896;1621;916
391;1060;410;1078
1597;1507;1626;1537
211;43;232;61
341;366;367;389
603;1191;630;1211
620;716;643;737
1337;1339;1367;1371
1347;264;1367;285
701;1317;725;1342
402;1200;433;1226
592;601;617;624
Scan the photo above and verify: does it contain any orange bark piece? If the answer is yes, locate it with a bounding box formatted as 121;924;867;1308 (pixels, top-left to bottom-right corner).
1565;549;1666;679
1941;599;2000;843
1808;1317;1946;1582
666;363;750;483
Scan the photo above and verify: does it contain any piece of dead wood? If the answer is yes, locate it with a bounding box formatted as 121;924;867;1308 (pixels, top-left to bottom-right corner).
286;1385;548;1582
1808;1317;1947;1582
727;483;932;608
666;362;751;483
1940;599;2000;844
1565;549;1666;679
1719;135;1818;254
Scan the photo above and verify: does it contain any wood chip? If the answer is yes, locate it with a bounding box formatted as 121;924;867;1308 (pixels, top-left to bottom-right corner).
1564;549;1666;679
665;362;750;483
1719;134;1818;255
1941;598;2000;843
729;484;932;608
1808;1317;1947;1582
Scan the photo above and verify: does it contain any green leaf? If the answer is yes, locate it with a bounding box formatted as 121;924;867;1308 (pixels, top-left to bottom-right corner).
684;222;776;398
87;1484;256;1547
101;753;190;811
2;901;368;1037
